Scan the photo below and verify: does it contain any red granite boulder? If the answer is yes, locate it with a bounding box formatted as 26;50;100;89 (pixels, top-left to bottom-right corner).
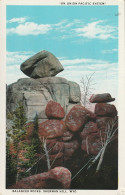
65;105;96;132
96;117;116;131
9;167;71;189
89;93;115;103
45;100;65;119
81;132;102;155
46;140;64;154
64;140;79;160
39;120;66;139
50;167;71;189
62;130;74;142
80;121;99;138
95;103;117;117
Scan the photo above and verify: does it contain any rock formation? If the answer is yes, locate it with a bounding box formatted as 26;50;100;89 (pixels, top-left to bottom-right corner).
7;77;81;122
6;50;118;189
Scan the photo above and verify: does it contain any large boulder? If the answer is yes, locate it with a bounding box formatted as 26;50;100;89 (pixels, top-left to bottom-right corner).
8;167;71;189
45;100;65;119
20;50;64;78
65;105;96;132
95;103;117;117
89;93;115;103
38;120;66;139
7;77;81;121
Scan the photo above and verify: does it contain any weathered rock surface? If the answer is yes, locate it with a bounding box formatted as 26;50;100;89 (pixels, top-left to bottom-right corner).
20;50;64;78
46;140;64;155
80;122;99;138
81;132;102;155
38;120;66;139
7;77;81;121
96;117;117;131
64;140;80;161
45;100;65;119
65;105;96;132
89;93;115;103
9;167;71;189
95;103;117;117
62;130;74;142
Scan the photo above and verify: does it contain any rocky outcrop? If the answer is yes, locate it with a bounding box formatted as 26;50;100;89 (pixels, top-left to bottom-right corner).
9;167;71;189
7;77;81;121
20;50;64;78
6;49;118;189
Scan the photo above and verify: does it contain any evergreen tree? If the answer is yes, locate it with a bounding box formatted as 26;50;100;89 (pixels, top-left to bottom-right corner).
6;139;17;187
6;102;27;184
17;113;41;178
32;113;41;153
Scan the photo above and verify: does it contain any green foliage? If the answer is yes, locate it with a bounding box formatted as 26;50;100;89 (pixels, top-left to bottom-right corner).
6;140;17;187
6;102;27;186
32;113;41;153
6;105;42;186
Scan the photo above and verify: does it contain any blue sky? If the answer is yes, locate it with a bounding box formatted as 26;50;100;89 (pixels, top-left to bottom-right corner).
6;5;118;106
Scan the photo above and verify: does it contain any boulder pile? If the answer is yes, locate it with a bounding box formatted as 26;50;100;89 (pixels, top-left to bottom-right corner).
81;93;118;155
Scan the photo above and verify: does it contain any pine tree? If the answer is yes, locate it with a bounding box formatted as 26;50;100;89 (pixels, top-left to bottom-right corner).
6;139;17;187
32;113;41;153
6;102;27;184
18;113;41;177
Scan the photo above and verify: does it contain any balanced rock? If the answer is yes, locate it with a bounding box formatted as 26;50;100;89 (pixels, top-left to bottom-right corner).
38;120;66;139
89;93;115;103
20;50;64;78
45;100;65;119
65;105;96;132
95;103;117;117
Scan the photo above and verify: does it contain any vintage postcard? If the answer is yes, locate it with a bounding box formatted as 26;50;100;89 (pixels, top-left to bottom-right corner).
0;0;125;194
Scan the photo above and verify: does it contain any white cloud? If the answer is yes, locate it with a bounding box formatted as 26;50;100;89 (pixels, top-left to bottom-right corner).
7;17;28;24
54;19;82;32
7;22;52;36
74;20;117;40
7;19;83;36
6;64;28;84
60;58;107;66
102;48;118;54
6;51;35;65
